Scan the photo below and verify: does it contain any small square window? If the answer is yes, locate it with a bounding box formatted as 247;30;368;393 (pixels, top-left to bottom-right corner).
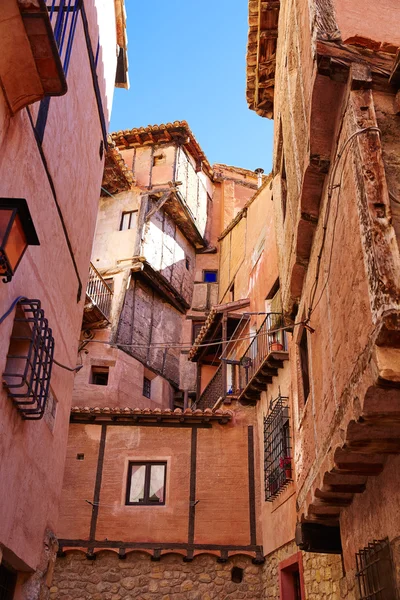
203;270;218;283
120;211;137;231
90;367;109;386
143;377;151;399
153;153;166;166
76;453;84;461
126;462;167;505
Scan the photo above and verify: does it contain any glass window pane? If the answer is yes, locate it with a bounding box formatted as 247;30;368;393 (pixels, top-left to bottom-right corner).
129;464;146;503
149;464;165;503
121;213;129;231
5;214;27;270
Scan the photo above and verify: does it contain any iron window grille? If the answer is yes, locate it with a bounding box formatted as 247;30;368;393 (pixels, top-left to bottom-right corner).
264;394;292;501
46;0;81;76
126;462;167;506
143;377;151;399
2;299;55;420
356;538;397;600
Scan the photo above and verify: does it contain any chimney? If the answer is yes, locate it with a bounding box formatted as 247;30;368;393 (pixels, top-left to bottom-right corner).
255;168;264;189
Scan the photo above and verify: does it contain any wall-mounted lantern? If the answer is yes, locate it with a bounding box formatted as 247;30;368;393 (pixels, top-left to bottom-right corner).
0;198;40;283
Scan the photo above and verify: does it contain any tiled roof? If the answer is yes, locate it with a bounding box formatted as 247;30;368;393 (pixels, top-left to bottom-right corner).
111;121;213;178
102;139;135;195
188;309;218;361
70;406;233;424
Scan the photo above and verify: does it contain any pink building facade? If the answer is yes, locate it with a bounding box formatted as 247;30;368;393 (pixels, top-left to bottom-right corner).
0;1;127;597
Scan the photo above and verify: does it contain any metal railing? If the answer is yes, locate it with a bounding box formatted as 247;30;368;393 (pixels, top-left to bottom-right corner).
86;263;113;321
46;0;81;75
193;364;224;411
238;313;287;392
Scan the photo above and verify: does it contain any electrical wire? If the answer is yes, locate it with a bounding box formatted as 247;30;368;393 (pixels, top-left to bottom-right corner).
0;296;27;324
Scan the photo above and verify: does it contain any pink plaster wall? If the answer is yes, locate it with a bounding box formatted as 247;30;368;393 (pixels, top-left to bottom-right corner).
0;0;118;576
333;0;400;48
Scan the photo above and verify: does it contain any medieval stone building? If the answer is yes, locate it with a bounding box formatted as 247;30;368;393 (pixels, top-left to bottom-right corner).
247;0;400;598
51;121;343;599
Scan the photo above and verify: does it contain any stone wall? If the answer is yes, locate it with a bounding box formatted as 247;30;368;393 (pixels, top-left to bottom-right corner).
261;541;343;600
52;551;263;599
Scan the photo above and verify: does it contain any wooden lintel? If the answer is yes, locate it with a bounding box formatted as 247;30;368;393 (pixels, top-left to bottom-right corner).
261;1;280;10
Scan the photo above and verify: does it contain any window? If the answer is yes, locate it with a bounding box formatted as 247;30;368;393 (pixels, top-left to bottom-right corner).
143;377;151;399
2;299;54;420
203;270;218;283
281;153;287;222
264;394;292;501
299;328;310;403
153;153;166;166
90;367;109;386
192;321;205;343
0;563;17;600
76;454;84;461
126;462;167;505
120;210;137;231
356;538;397;600
185;257;190;270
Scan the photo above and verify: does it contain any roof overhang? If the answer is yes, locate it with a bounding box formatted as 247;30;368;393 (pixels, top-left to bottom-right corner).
102;141;135;195
70;406;233;425
111;121;213;178
246;0;281;119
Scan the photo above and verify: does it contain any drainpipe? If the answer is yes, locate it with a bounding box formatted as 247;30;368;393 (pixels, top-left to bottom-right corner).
255;168;264;189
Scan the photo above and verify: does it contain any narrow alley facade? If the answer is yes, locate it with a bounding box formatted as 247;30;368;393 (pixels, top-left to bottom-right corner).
0;1;127;597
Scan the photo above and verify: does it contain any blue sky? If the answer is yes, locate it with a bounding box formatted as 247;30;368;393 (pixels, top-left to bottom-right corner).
109;0;274;172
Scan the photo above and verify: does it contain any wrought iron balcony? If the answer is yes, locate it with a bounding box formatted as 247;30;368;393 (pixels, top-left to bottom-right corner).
83;263;113;327
237;312;288;402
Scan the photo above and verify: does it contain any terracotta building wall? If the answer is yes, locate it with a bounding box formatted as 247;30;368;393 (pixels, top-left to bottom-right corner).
269;0;400;592
57;405;261;556
72;330;174;410
0;0;121;591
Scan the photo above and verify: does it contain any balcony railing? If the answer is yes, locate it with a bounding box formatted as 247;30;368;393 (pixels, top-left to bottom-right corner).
85;263;113;322
46;0;81;76
238;313;287;392
193;364;224;411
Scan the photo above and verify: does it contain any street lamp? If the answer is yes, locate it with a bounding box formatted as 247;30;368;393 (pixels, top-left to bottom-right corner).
0;198;40;283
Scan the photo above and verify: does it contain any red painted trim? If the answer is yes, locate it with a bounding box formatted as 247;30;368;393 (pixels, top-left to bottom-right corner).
279;551;306;600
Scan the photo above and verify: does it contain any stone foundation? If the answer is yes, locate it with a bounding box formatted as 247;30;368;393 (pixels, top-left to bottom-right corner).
262;541;343;600
52;551;263;599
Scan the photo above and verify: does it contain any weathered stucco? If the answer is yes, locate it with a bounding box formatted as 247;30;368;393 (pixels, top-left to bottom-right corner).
0;0;121;592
